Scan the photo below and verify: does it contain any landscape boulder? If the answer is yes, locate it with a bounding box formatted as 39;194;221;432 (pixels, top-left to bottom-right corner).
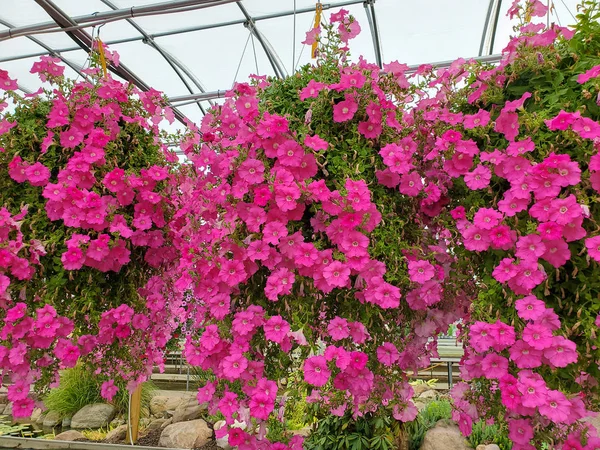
105;424;128;444
43;410;62;428
159;419;212;449
171;396;207;423
419;420;472;450
54;430;85;441
71;403;116;429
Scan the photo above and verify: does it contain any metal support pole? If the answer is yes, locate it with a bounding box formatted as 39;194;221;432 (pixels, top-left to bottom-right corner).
0;0;369;64
479;0;496;56
0;0;237;41
100;0;208;115
487;0;503;56
364;0;383;68
33;0;189;125
237;2;287;79
166;54;503;104
0;17;87;81
447;362;453;388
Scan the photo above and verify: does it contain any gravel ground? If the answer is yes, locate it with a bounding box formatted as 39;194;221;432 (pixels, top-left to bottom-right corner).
136;427;163;447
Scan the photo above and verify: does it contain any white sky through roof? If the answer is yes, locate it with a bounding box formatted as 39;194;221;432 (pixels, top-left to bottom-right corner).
0;0;581;131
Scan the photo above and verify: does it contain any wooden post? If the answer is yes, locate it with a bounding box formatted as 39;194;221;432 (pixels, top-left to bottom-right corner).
126;384;143;444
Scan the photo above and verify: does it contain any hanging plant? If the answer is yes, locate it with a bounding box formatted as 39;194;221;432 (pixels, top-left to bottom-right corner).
0;42;181;416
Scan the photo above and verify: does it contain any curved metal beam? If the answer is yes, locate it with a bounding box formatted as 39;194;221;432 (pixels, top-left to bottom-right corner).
364;0;383;68
100;0;208;115
33;0;190;125
237;2;287;79
0;17;87;81
0;0;368;64
0;0;237;41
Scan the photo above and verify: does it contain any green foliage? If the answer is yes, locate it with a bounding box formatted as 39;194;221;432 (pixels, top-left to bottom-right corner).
403;400;452;450
448;1;600;423
304;412;394;450
0;79;171;391
0;419;42;438
44;365;156;417
467;421;512;450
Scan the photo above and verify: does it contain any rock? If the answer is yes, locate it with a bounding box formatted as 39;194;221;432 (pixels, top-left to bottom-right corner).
419;420;471;450
171;397;207;423
110;417;126;428
415;401;427;412
61;416;72;428
290;427;311;437
36;412;46;425
0;394;8;405
159;419;213;449
214;420;230;449
150;395;188;417
161;418;173;429
105;424;128;444
71;403;116;429
30;408;43;423
43;410;62;428
583;413;600;433
418;389;438;400
412;384;431;397
3;403;12;416
54;430;85;441
144;418;167;434
214;420;247;449
476;445;500;450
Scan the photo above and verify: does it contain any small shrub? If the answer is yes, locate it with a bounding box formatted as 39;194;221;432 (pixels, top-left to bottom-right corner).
467;421;512;450
304;412;394;450
44;365;156;418
404;399;453;450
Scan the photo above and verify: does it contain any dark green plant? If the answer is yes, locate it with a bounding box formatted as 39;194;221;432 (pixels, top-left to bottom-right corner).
304;412;394;450
44;365;156;418
467;420;512;450
403;399;452;450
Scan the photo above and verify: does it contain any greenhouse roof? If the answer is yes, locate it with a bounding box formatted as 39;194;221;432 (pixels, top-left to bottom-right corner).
0;0;580;129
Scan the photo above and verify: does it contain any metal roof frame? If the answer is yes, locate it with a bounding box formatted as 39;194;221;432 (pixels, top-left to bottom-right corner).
33;0;191;124
363;0;383;68
0;0;368;65
168;53;504;106
0;0;507;121
99;0;211;115
0;0;238;41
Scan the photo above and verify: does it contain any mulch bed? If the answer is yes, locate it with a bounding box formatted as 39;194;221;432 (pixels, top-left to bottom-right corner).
197;440;219;450
136;427;163;447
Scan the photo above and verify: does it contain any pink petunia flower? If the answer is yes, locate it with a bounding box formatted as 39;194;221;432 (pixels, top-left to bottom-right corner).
222;353;248;380
543;336;578;368
376;342;399;366
515;295;545;321
328;317;350;341
322;261;350;288
304;356;331;387
464;164;492;189
100;380;119;402
407;260;435;284
508;418;534;445
263;315;290;344
585;236;600;262
25;162;51;186
304;134;329;151
481;353;508;379
522;323;553;350
539;390;571;422
333;98;358;122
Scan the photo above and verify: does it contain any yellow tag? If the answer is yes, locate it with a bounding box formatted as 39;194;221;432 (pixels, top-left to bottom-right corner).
97;39;108;79
311;2;323;59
